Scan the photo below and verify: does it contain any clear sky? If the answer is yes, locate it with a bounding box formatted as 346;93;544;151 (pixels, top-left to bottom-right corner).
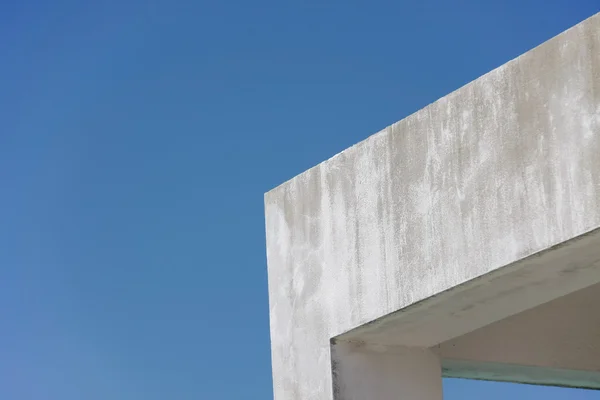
1;1;599;399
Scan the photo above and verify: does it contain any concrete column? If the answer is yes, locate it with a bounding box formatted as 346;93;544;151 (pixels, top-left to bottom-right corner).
331;342;442;400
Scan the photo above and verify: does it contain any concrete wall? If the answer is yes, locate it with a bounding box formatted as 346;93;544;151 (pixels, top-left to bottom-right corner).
436;282;600;389
331;344;442;400
265;12;600;400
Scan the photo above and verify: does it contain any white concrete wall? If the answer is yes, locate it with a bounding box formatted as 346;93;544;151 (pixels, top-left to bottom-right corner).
265;12;600;400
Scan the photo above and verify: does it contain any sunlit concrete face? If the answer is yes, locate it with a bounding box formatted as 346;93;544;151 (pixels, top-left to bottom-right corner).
265;12;600;400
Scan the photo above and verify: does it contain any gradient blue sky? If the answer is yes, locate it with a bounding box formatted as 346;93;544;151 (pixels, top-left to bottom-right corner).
1;1;599;399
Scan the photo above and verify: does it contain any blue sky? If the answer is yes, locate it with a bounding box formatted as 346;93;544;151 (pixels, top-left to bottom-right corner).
1;1;599;399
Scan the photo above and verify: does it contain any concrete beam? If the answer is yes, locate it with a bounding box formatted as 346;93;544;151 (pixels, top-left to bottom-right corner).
265;12;600;400
337;226;600;347
436;282;600;389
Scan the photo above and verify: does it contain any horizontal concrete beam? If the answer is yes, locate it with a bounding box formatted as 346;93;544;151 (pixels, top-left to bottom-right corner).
436;281;600;390
337;226;600;347
266;12;600;400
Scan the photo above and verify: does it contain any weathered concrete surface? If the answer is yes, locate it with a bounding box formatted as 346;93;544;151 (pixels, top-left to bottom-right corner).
265;12;600;400
335;224;600;347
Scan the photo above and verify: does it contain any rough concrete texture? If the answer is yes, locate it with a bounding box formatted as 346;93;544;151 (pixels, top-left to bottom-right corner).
265;12;600;400
335;223;600;348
